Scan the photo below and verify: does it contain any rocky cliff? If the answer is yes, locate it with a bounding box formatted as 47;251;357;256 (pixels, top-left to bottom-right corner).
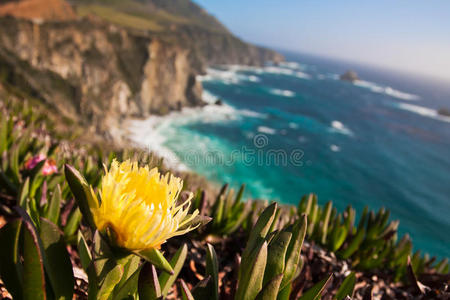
0;0;283;141
0;16;205;136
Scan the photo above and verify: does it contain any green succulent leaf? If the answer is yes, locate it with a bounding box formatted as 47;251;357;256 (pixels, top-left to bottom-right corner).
138;263;161;300
179;215;212;231
18;177;30;207
280;214;307;290
63;208;82;237
320;201;332;245
256;274;283;300
113;265;143;300
39;218;74;300
236;240;268;300
77;231;92;271
64;164;98;229
0;115;7;153
136;248;174;275
299;274;332;300
46;184;62;224
0;220;23;300
98;264;124;300
179;279;195;300
339;228;365;259
263;231;292;286
277;284;292;300
241;202;277;263
206;243;219;300
22;215;47;300
159;243;188;297
335;272;356;300
235;184;246;203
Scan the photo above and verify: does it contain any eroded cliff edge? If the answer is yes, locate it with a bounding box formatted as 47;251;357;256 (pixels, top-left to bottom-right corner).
0;12;283;140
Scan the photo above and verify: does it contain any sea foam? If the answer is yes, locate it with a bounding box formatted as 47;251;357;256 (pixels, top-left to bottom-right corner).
199;64;312;84
330;120;354;136
127;91;266;170
395;103;450;123
198;67;262;84
354;80;420;101
263;66;311;79
257;126;276;135
330;144;341;152
269;88;296;98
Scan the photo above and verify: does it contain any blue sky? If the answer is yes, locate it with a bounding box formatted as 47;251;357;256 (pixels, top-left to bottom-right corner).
194;0;450;81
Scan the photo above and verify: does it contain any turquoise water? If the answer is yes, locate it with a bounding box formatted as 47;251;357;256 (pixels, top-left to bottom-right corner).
131;52;450;258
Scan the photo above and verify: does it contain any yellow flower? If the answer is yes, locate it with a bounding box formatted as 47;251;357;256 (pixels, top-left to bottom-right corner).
92;159;199;250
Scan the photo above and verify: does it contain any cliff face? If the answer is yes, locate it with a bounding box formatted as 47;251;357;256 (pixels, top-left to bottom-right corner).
0;0;284;140
155;25;284;67
0;16;203;137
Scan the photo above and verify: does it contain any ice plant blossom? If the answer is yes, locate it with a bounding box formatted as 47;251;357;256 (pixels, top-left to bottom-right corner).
25;154;58;175
24;154;46;170
92;160;199;251
42;158;58;175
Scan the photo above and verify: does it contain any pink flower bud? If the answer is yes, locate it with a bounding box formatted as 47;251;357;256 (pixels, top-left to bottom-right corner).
24;154;46;170
42;159;58;176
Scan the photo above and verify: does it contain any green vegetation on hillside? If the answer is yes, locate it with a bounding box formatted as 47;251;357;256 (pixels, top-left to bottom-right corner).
73;0;228;33
77;4;164;31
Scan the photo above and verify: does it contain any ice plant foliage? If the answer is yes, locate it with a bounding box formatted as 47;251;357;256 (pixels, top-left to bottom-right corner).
93;160;199;250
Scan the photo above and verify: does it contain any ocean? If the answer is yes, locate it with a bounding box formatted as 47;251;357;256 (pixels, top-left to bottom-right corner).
128;51;450;258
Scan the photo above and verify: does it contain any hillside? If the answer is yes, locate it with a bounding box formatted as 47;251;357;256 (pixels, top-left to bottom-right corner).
73;0;229;33
0;0;77;20
0;0;283;142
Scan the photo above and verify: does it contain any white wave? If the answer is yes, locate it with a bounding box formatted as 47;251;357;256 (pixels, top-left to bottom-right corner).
127;91;266;170
384;87;419;101
201;91;266;118
248;75;260;82
202;90;219;104
279;61;300;69
240;109;267;118
331;120;345;130
199;64;311;85
330;144;340;152
396;103;450;123
257;126;276;135
289;122;299;129
354;80;419;101
330;74;340;80
198;67;261;84
263;66;311;79
316;73;340;80
294;71;311;79
263;66;294;76
127;118;189;171
278;61;302;70
330;120;354;136
269;88;296;98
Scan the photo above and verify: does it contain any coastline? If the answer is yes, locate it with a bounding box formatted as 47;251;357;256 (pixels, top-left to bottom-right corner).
120;61;450;258
123;89;257;172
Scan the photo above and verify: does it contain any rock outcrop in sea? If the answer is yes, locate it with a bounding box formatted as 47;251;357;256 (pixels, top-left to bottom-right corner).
340;70;360;82
438;108;450;117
